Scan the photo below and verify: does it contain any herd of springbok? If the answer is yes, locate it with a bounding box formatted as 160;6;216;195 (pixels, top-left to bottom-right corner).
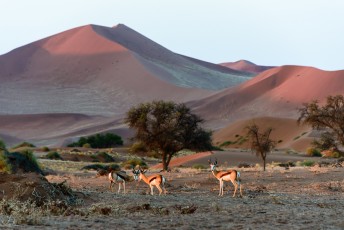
105;158;243;197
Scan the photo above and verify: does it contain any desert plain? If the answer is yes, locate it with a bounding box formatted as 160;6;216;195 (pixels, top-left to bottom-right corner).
0;148;343;230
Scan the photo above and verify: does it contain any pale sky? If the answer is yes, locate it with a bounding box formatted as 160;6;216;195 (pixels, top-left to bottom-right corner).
1;0;343;70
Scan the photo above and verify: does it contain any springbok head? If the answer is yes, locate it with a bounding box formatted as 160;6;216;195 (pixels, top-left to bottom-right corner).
132;167;147;181
208;158;218;171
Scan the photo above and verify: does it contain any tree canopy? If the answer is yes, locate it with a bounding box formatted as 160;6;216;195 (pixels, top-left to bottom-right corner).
298;95;344;151
125;100;213;170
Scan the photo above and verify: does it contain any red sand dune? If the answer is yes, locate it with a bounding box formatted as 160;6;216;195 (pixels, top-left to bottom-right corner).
220;60;274;74
190;65;344;129
0;24;251;115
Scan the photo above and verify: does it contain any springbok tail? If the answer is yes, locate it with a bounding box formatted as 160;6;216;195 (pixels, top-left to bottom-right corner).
237;171;241;185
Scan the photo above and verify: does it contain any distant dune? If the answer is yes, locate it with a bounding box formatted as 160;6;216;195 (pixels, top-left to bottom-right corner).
190;65;344;129
220;60;274;74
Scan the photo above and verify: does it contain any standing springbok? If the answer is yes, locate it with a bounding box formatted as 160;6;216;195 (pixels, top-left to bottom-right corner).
132;168;167;195
108;170;128;194
209;158;242;197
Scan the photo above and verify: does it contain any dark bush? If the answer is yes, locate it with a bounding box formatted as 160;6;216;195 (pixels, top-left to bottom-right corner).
46;151;62;160
96;152;115;162
5;150;43;174
67;133;123;148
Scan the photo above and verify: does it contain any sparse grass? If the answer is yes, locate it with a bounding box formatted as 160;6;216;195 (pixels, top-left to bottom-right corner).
191;164;206;170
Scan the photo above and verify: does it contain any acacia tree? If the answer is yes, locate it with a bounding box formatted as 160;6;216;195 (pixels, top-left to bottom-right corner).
246;124;276;171
125;101;213;170
298;95;344;152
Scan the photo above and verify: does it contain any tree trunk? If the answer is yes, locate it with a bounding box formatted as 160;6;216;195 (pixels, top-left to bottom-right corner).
262;154;266;171
161;152;174;171
162;152;168;171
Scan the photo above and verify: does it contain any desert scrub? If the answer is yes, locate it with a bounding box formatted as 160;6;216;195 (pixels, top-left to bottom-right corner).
41;146;50;152
297;160;315;167
306;147;322;157
45;151;62;160
121;157;147;169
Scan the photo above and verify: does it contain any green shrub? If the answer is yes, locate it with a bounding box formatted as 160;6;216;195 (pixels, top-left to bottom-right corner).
306;147;322;157
4;150;43;174
121;158;147;169
298;160;315;167
45;151;62;160
12;142;36;149
18;149;41;170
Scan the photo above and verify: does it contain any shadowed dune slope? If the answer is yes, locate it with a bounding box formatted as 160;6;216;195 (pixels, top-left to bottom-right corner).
220;60;274;74
0;24;253;116
189;65;344;129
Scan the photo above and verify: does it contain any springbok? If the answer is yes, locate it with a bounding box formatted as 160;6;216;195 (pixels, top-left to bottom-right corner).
108;170;128;194
132;168;167;195
209;158;242;197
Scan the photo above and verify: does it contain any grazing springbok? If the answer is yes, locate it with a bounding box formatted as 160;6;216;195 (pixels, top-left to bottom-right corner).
132;168;167;195
108;170;128;194
209;158;242;197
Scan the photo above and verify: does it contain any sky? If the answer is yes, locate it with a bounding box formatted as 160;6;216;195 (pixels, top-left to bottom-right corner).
1;0;344;70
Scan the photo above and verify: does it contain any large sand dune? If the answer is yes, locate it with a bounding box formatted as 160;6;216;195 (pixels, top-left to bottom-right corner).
0;24;252;116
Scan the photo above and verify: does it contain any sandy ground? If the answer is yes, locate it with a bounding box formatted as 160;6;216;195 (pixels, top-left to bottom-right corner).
1;162;343;229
